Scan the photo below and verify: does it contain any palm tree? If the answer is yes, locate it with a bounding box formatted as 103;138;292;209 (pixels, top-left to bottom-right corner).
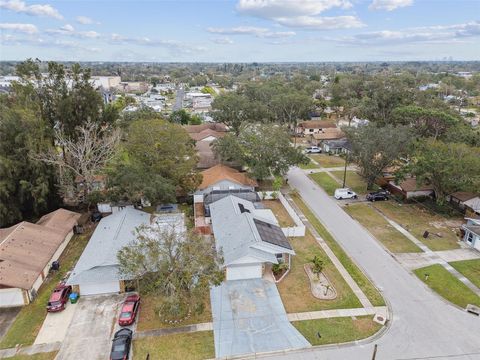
310;255;324;280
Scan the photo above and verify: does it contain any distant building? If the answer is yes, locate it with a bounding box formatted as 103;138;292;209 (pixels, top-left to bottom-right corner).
90;76;121;90
296;120;337;136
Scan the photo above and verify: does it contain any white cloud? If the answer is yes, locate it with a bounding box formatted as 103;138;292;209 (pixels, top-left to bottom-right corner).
207;26;296;38
109;33;206;54
45;24;100;38
235;0;363;30
76;16;98;25
0;0;62;19
0;22;38;34
211;37;234;44
369;0;413;11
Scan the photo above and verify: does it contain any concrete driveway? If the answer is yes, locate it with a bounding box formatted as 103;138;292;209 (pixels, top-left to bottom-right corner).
34;302;77;345
0;307;20;341
55;294;123;360
210;279;310;358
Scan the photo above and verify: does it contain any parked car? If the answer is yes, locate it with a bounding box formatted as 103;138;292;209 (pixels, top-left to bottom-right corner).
110;328;132;360
91;211;102;223
304;146;322;154
366;190;390;202
118;294;141;326
46;283;72;312
334;188;358;200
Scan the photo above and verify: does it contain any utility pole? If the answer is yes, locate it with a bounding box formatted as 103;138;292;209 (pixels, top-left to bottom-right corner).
342;151;349;188
371;344;378;360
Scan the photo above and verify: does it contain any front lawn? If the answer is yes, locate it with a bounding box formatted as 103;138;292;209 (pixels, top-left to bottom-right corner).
373;202;461;251
310;154;346;168
414;264;480;308
293;316;382;346
299;160;319;170
449;259;480;289
291;194;385;306
133;331;215;360
262;200;295;227
0;232;91;349
137;294;212;331
7;352;58;360
309;172;339;196
344;204;422;253
277;232;362;313
330;170;374;195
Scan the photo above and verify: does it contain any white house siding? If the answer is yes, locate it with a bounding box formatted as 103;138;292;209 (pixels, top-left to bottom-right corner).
0;287;26;307
79;281;120;296
226;264;262;281
199;180;254;195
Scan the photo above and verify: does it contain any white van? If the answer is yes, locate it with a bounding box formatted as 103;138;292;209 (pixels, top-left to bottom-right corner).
334;188;358;200
304;146;321;154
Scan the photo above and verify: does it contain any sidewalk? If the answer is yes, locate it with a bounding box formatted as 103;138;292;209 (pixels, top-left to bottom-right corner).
0;341;61;359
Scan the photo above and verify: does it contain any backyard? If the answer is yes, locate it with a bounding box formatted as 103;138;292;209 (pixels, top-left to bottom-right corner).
449;259;480;289
373;201;462;251
344;204;422;253
0;231;92;349
262;199;296;227
309;154;346;168
309;172;339;196
414;264;480;308
133;331;215;360
293;316;382;346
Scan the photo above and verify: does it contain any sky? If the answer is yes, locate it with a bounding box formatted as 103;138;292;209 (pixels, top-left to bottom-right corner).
0;0;479;62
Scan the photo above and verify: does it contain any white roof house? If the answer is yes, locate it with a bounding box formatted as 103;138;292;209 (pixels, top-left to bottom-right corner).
210;195;295;281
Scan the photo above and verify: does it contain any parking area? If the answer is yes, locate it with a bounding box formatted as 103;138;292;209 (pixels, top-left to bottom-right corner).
210;279;310;358
34;301;77;345
55;294;124;360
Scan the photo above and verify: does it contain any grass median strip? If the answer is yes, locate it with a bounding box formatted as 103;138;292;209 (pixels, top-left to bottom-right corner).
414;264;480;308
6;352;58;360
293;316;382;346
133;331;215;360
291;194;385;306
0;233;91;349
309;172;339;196
344;203;422;253
448;259;480;289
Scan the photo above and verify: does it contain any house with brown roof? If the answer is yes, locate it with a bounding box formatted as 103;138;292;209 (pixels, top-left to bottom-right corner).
185;123;228;169
296;120;337;137
447;192;480;216
380;177;434;199
0;209;80;307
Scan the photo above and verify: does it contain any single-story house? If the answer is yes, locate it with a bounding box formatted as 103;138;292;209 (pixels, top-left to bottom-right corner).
185;123;228;169
308;128;345;145
462;216;480;251
296;120;337;136
67;208;185;296
447;192;480;216
210;195;295;281
385;178;434;199
322;138;352;154
0;209;80;307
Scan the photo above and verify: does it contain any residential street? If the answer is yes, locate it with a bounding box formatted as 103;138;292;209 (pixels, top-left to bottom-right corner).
261;167;480;360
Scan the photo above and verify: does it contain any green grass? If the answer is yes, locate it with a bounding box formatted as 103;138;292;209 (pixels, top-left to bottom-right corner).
449;259;480;289
330;170;375;195
293;316;382;346
414;264;480;308
0;232;91;349
6;352;58;360
373;202;461;251
344;204;422;253
291;194;385;306
278;232;362;312
133;331;215;360
309;172;339;196
299;160;319;169
310;154;346;168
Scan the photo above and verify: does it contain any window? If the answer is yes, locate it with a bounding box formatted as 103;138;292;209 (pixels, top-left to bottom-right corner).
467;232;473;243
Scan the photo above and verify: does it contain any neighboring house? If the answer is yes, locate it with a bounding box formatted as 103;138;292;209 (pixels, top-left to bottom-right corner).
322;138;352;154
185;123;228;169
210;195;295;281
384;178;434;199
462;216;480;251
309;128;345;145
296;120;336;136
0;209;80;307
447;192;480;216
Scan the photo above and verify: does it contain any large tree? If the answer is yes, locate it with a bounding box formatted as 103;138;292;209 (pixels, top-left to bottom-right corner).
409;140;480;204
213;124;308;180
118;223;223;319
210;93;253;135
344;124;413;189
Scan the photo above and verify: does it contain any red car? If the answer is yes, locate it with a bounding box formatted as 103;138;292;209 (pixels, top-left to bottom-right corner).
118;294;140;326
47;284;72;312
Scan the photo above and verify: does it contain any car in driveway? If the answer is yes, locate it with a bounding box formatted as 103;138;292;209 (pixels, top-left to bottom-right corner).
46;284;72;312
334;188;358;200
118;294;140;326
304;146;321;154
110;328;132;360
366;190;390;202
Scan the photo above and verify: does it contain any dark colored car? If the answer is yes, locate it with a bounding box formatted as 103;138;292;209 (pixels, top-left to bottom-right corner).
91;211;102;223
366;190;390;202
46;284;72;312
118;294;141;326
110;328;132;360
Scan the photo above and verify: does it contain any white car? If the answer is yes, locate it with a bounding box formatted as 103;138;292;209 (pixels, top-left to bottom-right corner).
304;146;321;154
334;188;358;200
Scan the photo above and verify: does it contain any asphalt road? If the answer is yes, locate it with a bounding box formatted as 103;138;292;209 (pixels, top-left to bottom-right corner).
262;168;480;360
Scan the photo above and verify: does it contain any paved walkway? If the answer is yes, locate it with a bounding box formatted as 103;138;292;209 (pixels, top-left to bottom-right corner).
287;306;387;322
0;341;61;359
284;194;373;309
373;207;480;297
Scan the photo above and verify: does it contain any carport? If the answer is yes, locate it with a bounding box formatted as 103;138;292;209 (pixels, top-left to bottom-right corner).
210;279;310;358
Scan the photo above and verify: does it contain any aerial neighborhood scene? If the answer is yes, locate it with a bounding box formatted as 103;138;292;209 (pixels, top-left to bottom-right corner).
1;1;480;360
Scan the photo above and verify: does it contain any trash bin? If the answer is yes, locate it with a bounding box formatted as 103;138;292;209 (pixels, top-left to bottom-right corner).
69;292;79;304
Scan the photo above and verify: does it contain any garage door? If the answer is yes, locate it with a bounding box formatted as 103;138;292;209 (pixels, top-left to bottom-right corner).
79;281;120;296
226;265;262;281
0;288;25;307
